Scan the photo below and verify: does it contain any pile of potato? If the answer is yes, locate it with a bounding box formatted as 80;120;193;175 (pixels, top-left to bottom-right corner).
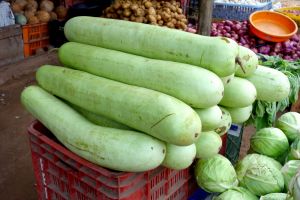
103;0;188;30
11;0;68;24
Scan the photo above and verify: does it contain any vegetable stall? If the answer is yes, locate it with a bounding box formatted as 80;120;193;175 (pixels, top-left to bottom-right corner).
1;0;300;199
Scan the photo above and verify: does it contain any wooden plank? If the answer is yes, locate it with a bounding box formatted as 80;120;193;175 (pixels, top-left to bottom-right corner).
197;0;213;36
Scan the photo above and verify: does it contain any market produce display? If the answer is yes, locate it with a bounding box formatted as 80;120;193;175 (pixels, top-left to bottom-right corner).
20;16;300;200
59;42;224;108
21;86;166;172
36;65;202;146
64;17;240;77
210;20;300;61
102;0;188;30
11;0;67;24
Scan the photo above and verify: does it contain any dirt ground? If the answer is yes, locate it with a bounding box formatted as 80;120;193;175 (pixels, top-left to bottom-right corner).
0;52;59;200
0;52;254;199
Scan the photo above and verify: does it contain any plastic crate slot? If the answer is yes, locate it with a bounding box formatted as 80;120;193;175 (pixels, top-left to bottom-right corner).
46;187;68;200
41;143;53;152
73;178;97;199
63;158;80;170
73;190;93;200
97;172;144;188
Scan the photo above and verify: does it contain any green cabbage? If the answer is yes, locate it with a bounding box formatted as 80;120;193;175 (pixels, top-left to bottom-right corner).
213;187;258;200
195;131;222;159
289;171;300;200
276;112;300;142
281;160;300;190
236;154;284;196
250;127;289;158
287;137;300;161
259;193;292;200
195;154;238;193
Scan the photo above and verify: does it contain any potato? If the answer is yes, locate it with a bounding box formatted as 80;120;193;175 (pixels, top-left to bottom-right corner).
130;15;136;21
123;8;132;17
134;8;144;16
158;20;164;26
144;1;152;8
166;22;175;28
113;2;122;10
181;18;188;24
122;2;130;9
130;4;138;11
171;18;177;24
123;17;130;21
117;9;123;15
111;13;118;19
177;8;183;14
148;15;157;23
169;5;176;12
148;7;156;15
135;16;144;23
156;14;161;21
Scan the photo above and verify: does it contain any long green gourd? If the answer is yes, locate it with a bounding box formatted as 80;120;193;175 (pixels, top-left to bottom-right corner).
71;103;196;170
36;65;202;146
21;86;166;172
59;42;224;108
70;103;133;130
235;46;258;78
194;106;223;131
64;17;240;77
225;105;253;124
246;65;290;102
219;77;257;108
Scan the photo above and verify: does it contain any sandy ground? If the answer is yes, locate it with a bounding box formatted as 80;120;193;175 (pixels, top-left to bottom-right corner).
0;52;59;200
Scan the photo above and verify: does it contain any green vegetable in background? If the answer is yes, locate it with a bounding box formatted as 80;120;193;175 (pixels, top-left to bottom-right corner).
236;154;284;196
287;137;300;161
213;187;258;200
276;112;300;142
250;127;289;158
248;55;300;130
289;171;300;200
281;160;300;190
259;193;292;200
195;154;238;193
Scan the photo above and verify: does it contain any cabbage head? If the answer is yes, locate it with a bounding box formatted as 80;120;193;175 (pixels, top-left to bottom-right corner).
276;112;300;142
250;127;289;158
289;171;300;200
259;193;293;200
195;154;238;193
213;187;258;200
281;160;300;190
287;137;300;161
236;154;284;196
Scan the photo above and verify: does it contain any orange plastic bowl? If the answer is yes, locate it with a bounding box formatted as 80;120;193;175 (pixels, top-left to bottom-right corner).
249;11;298;42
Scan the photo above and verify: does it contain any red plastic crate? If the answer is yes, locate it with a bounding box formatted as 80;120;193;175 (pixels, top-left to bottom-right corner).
28;121;198;200
22;23;49;43
23;38;49;57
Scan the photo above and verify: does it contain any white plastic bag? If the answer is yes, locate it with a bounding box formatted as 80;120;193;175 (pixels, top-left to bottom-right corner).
0;1;15;27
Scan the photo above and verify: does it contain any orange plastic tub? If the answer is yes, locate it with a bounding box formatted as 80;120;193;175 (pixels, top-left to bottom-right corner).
249;11;298;42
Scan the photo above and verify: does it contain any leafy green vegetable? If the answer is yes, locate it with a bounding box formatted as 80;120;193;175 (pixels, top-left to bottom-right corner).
248;55;300;130
213;187;258;200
